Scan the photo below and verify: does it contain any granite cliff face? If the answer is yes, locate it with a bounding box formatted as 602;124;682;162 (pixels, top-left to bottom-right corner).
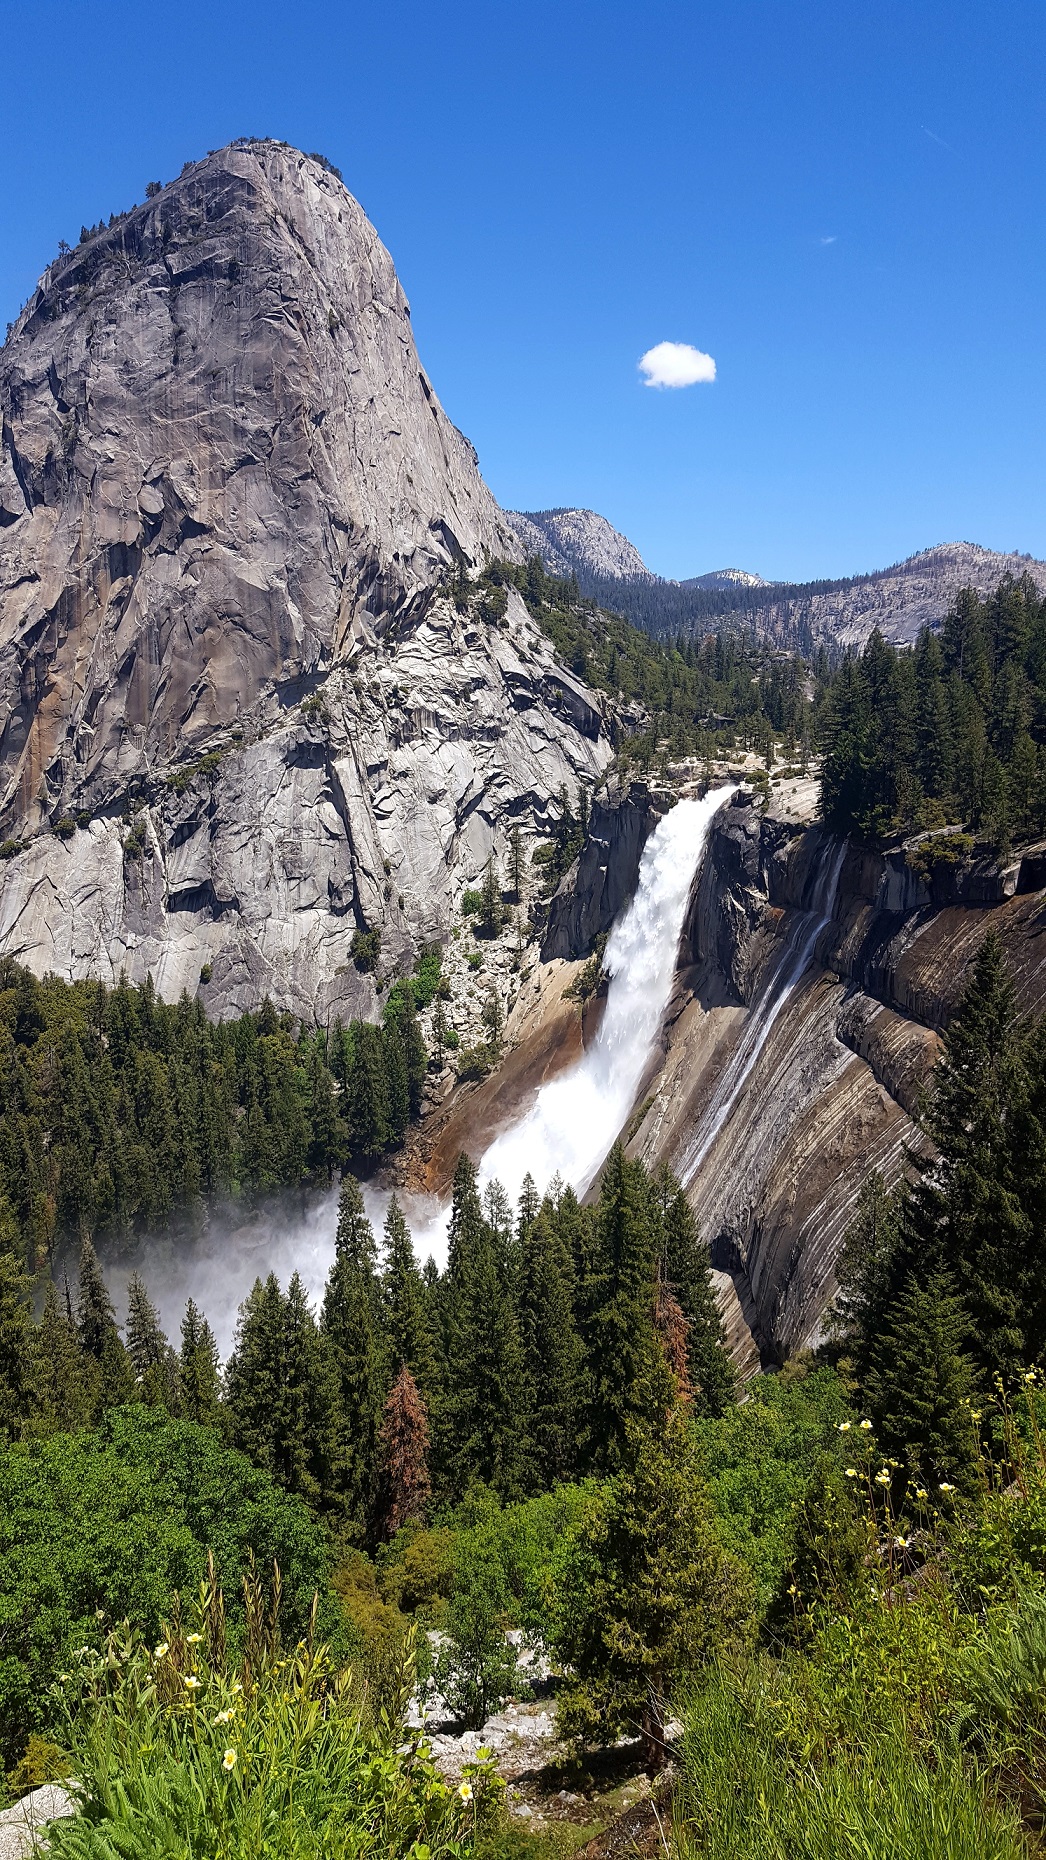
507;508;656;584
621;788;1046;1364
543;773;1046;1366
0;142;612;1015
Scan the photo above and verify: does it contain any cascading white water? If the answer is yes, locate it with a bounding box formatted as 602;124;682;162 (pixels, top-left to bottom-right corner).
678;837;847;1189
471;786;734;1213
114;789;731;1347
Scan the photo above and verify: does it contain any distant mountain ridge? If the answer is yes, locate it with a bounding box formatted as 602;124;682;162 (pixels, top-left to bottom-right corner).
506;508;1046;650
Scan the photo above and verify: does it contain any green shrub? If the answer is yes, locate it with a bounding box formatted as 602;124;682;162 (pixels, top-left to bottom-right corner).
431;1491;527;1731
0;1408;332;1765
461;889;483;917
350;926;381;973
331;1552;413;1724
456;1043;495;1082
52;817;76;840
378;1527;456;1618
0;840;20;860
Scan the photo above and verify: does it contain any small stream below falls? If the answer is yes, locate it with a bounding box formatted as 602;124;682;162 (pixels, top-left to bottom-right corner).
108;789;733;1353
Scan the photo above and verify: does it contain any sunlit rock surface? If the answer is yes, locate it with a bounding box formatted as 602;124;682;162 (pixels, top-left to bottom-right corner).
621;784;1046;1363
0;141;611;1013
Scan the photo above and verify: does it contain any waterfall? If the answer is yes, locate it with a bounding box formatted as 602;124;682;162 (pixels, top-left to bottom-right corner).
678;836;847;1189
111;788;731;1348
470;786;735;1214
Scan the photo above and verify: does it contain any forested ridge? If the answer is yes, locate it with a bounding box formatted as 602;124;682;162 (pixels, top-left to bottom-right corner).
0;954;433;1271
819;575;1046;847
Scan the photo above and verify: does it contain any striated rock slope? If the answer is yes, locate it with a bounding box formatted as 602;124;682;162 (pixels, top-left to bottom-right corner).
607;785;1046;1362
0;142;612;1016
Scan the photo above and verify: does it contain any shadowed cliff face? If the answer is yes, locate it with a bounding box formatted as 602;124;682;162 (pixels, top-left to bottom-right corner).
0;142;613;1014
622;792;1046;1363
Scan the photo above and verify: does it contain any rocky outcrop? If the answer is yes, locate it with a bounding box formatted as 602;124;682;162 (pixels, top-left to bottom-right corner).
0;142;613;1014
0;589;610;1021
624;789;1046;1361
507;508;656;584
542;778;662;959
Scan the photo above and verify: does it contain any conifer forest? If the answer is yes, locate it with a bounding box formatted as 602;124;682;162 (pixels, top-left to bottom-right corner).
0;560;1044;1858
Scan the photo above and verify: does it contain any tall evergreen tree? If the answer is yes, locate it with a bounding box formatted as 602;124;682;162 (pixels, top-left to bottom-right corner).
439;1156;526;1500
864;1271;981;1494
555;1353;752;1767
901;932;1043;1380
179;1298;224;1429
582;1147;661;1471
381;1195;438;1400
655;1169;736;1416
34;1279;93;1435
322;1175;385;1532
226;1272;341;1508
125;1272;177;1409
518;1204;582;1489
76;1237;134;1416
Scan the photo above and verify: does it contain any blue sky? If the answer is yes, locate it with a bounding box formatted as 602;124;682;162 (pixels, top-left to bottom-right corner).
1;0;1043;582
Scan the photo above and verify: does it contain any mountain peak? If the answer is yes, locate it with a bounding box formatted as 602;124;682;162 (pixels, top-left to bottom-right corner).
507;508;656;584
1;139;517;831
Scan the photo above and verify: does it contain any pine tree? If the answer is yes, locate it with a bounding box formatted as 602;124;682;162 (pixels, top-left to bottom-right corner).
34;1279;93;1435
125;1272;178;1409
829;1172;903;1382
377;1364;431;1538
305;1043;340;1181
77;1237;134;1416
430;998;449;1068
864;1271;980;1494
347;1023;391;1158
0;1249;38;1439
518;1206;582;1489
322;1175;385;1532
583;1147;661;1471
226;1272;341;1507
554;1356;752;1767
76;1235;119;1360
509;826;525;905
439;1156;526;1500
381;1195;438;1399
901;932;1042;1380
179;1298;224;1429
478;855;504;939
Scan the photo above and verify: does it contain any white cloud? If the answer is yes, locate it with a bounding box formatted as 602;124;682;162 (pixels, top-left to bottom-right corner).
820;234;838;244
638;340;716;389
